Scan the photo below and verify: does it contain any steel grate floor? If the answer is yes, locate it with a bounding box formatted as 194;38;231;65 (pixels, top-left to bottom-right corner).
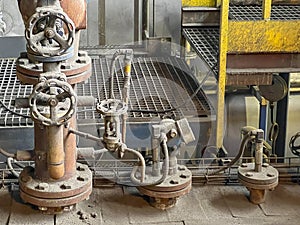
183;28;219;77
229;5;300;21
0;57;212;127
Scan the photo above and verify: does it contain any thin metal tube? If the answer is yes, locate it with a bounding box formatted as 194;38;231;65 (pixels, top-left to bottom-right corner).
69;128;102;143
209;132;255;175
129;136;169;186
7;157;20;178
0;148;15;158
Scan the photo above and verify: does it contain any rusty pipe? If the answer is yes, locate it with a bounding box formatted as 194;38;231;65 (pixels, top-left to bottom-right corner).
18;0;87;30
47;125;65;179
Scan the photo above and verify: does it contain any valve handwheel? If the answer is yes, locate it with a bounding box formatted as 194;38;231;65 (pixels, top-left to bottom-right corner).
97;99;128;116
26;7;75;57
29;77;77;126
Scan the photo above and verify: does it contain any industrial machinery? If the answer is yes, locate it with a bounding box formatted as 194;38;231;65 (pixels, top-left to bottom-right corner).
0;0;199;213
0;0;299;219
238;128;278;204
15;0;93;214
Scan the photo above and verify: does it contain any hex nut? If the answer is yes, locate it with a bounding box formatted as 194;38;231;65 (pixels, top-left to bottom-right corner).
246;172;253;177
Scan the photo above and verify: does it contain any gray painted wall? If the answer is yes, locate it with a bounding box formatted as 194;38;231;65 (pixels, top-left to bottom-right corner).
0;0;182;46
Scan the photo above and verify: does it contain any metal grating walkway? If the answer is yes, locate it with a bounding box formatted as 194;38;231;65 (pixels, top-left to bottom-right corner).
183;5;300;77
0;57;212;127
229;5;300;21
183;28;219;77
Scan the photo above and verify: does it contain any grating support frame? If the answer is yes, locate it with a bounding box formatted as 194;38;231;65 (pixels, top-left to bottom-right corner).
229;5;300;21
183;27;219;77
0;57;212;127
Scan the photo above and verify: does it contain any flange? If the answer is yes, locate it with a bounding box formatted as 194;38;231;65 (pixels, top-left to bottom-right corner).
19;163;92;214
138;165;192;210
238;162;278;204
16;51;92;85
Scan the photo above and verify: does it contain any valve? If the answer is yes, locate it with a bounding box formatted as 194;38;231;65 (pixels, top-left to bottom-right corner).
238;129;278;204
29;73;76;126
96;99;128;151
25;7;75;57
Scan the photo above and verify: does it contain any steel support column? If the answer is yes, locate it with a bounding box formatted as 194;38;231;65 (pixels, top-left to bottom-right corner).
275;73;290;159
216;0;229;149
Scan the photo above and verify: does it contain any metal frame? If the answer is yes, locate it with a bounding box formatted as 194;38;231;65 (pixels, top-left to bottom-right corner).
181;1;300;152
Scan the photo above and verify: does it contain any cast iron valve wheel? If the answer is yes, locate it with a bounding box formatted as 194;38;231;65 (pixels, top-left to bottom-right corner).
96;99;128;116
29;77;77;126
25;7;75;57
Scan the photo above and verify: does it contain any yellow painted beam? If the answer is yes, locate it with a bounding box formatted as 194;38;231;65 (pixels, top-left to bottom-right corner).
182;0;216;7
263;0;272;20
228;21;300;53
216;0;229;149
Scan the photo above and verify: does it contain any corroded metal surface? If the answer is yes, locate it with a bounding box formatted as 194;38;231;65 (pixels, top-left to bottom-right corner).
138;165;192;210
228;21;300;53
238;163;278;204
182;0;216;7
226;73;273;86
19;163;92;213
16;51;92;85
18;0;87;30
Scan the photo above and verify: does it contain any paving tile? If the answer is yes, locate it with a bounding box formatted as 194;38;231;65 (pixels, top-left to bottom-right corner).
9;191;54;225
167;188;207;221
192;185;232;219
99;186;131;225
185;218;268;225
56;188;103;225
0;188;12;224
220;186;264;218
127;194;169;224
263;216;300;225
192;185;224;200
260;184;300;216
134;222;184;225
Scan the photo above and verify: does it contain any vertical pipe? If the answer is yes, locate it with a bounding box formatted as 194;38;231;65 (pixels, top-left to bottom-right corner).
255;139;263;172
263;0;272;20
142;0;149;40
99;0;106;45
185;40;191;66
34;123;50;180
63;114;77;178
151;133;160;177
134;0;140;42
47;125;65;179
216;0;229;149
122;63;131;143
259;97;268;139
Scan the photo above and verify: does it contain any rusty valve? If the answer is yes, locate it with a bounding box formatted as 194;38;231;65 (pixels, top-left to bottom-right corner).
29;74;76;126
25;7;75;57
238;129;279;204
96;99;128;152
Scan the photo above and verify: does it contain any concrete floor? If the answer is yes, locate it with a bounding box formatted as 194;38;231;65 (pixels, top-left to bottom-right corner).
1;183;300;225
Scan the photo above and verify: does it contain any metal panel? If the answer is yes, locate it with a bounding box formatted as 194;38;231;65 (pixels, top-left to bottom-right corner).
182;0;216;7
154;0;182;44
105;0;135;45
228;20;300;53
182;7;220;27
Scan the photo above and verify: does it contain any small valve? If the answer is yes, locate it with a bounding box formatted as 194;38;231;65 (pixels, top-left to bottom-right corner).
96;99;128;151
238;129;278;204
